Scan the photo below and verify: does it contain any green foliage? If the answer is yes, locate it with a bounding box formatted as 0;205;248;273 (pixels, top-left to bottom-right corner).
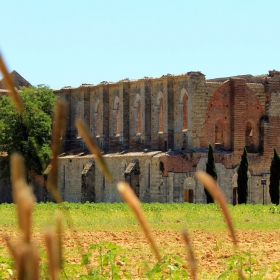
0;248;14;279
205;143;217;203
269;148;280;205
0;85;57;177
218;251;265;279
3;202;280;232
237;147;248;204
144;254;189;279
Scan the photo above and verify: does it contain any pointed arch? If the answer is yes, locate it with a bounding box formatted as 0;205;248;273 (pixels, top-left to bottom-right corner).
155;91;164;133
76;102;82;137
137;100;141;134
245;121;253;147
113;96;120;136
134;94;141;135
158;98;164;133
180;89;189;131
96;102;101;136
215;120;224;144
182;93;188;130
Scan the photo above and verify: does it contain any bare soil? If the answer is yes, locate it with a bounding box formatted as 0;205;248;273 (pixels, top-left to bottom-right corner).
2;228;280;278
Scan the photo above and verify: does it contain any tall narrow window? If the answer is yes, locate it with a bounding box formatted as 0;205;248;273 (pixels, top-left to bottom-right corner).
78;106;81;119
96;103;100;136
77;104;82;137
147;163;150;189
183;93;188;130
215;121;223;144
137;100;141;134
116;102;120;135
159;98;164;133
245;121;253;147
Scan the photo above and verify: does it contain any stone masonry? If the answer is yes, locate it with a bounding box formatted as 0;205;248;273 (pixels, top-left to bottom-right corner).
46;70;280;204
1;70;280;204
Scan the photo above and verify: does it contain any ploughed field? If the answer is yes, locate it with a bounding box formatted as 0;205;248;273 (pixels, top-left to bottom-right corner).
1;203;280;279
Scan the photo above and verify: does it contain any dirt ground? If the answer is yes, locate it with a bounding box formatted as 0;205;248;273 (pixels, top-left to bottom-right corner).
2;228;280;278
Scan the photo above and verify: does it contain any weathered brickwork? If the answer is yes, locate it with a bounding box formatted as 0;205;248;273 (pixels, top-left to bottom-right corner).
47;70;280;204
1;70;280;204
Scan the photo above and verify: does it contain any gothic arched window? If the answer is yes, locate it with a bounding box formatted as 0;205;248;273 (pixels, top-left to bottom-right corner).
182;93;188;130
96;103;100;136
215;121;224;144
116;102;120;135
245;121;253;147
137;100;141;134
158;98;164;133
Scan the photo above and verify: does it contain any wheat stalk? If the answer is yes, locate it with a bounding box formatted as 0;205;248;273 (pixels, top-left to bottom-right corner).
47;100;67;203
196;171;238;246
117;181;161;262
75;119;112;181
44;227;60;280
181;229;197;280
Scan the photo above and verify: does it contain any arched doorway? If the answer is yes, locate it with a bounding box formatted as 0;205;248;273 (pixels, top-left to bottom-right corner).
183;177;195;203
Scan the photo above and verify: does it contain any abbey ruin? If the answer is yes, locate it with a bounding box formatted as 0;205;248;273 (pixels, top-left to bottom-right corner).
1;70;280;204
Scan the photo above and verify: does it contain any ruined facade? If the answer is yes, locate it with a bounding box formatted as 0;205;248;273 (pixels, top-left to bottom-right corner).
1;70;280;204
50;70;280;204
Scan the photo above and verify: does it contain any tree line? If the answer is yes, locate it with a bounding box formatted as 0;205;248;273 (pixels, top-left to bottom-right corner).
205;144;280;205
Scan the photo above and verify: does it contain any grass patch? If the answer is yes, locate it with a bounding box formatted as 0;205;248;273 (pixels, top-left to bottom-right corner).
1;202;280;279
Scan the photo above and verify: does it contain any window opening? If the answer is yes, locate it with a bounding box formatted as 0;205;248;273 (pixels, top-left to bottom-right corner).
158;98;164;132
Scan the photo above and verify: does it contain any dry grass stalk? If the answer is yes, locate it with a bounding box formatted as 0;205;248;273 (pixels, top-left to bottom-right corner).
10;152;26;183
45;112;90;273
11;154;36;244
28;244;39;280
5;154;39;279
75;119;112;181
56;214;63;270
181;229;197;280
44;227;60;280
117;182;161;262
196;171;238;246
47;100;67;203
4;237;39;279
0;53;24;113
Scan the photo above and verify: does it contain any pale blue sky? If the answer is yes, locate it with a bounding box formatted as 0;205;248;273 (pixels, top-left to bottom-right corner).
0;0;279;89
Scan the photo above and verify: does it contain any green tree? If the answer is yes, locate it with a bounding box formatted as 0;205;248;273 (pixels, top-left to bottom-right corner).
0;85;57;178
205;143;217;203
237;147;248;204
269;148;280;205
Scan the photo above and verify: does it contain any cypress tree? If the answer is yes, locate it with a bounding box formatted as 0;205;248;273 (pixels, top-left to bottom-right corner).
269;148;280;205
205;143;217;203
237;147;248;204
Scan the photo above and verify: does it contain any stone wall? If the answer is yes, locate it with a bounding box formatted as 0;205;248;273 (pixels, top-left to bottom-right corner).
48;70;280;205
49;150;272;204
1;70;280;204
